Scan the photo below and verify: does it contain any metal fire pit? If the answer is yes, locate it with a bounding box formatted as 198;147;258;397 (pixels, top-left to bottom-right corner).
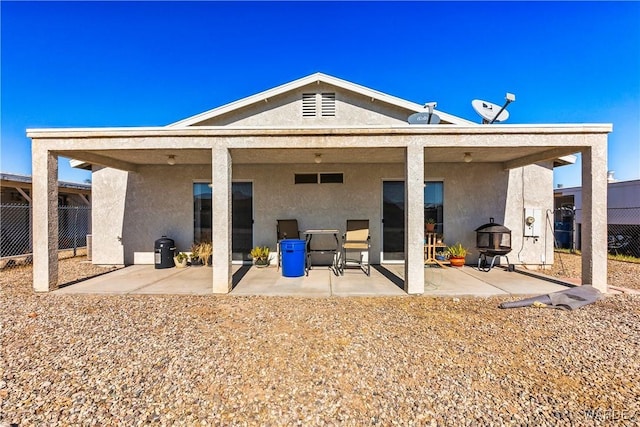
475;218;513;272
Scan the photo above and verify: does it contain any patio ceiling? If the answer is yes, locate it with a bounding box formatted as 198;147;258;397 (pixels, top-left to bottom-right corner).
55;146;581;169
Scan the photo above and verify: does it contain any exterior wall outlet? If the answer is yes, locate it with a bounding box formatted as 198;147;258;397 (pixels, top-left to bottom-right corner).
524;208;542;237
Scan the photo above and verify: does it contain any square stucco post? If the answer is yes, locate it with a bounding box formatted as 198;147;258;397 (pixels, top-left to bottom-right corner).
211;146;232;293
405;144;425;294
32;144;59;292
581;144;608;292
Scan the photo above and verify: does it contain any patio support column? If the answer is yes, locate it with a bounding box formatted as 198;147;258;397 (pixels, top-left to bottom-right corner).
32;143;59;292
581;143;608;292
405;143;425;294
211;146;233;293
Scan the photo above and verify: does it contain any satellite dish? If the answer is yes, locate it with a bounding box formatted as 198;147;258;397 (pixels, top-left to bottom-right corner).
471;93;516;124
408;112;441;125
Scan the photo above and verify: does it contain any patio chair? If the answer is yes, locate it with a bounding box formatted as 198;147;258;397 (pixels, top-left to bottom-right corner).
340;219;371;276
277;219;300;270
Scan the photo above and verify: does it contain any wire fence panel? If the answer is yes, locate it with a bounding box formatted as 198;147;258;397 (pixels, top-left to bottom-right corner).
59;206;91;253
1;204;31;258
0;204;91;269
606;207;640;257
561;207;640;258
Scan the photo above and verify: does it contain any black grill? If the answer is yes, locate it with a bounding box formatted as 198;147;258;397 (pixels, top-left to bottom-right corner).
475;218;513;271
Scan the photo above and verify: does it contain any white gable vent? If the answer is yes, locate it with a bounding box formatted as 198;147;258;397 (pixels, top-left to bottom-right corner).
302;93;316;117
302;92;336;117
321;93;336;116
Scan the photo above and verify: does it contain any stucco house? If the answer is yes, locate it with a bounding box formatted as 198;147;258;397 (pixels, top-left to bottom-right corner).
28;73;611;294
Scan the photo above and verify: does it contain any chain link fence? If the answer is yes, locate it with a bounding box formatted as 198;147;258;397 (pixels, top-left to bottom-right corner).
555;206;640;258
0;204;91;269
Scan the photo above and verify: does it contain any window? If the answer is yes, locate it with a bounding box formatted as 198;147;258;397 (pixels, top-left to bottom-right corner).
294;173;318;184
295;173;343;184
425;181;444;234
193;183;212;243
319;173;343;183
193;182;254;261
382;180;444;262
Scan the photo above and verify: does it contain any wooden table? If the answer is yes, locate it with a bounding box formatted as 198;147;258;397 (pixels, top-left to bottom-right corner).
424;233;450;268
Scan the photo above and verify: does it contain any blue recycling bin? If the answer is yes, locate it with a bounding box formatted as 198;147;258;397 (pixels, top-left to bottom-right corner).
281;239;306;277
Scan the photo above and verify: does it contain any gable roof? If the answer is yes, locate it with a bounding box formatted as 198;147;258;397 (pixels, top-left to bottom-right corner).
167;72;476;127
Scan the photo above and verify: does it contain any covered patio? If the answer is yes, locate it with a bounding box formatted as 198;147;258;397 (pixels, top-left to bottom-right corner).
30;125;611;295
27;73;611;296
53;263;571;297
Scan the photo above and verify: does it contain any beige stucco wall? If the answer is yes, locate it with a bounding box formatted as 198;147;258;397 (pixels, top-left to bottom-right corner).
92;165;210;265
91;158;553;267
195;82;412;127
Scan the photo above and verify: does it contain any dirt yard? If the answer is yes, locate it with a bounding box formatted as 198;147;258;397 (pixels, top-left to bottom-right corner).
545;251;640;291
1;254;638;425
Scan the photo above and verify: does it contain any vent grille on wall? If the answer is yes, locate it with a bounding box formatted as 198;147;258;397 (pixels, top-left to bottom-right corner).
302;92;336;117
302;93;316;117
321;93;336;116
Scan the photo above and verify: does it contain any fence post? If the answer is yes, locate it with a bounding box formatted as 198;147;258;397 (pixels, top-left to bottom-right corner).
73;206;79;257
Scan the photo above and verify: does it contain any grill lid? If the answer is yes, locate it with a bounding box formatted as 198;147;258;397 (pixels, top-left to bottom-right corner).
475;217;511;233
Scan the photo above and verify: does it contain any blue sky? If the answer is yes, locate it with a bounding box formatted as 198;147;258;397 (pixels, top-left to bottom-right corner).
2;1;639;186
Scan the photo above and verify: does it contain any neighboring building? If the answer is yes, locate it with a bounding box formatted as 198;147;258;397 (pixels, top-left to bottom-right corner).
27;73;611;293
1;173;91;258
554;176;640;257
1;172;90;206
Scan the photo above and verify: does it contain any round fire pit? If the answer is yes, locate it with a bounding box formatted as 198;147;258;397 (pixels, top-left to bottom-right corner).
475;218;512;272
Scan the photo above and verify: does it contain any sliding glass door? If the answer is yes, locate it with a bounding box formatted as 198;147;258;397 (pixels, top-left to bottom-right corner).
231;182;253;262
381;180;444;262
193;181;253;262
382;181;405;261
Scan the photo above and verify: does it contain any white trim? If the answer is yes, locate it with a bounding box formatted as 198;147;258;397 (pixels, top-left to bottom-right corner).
555;154;578;166
27;123;614;138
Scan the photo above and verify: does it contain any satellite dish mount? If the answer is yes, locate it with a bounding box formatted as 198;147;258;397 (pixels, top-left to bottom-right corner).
472;93;516;124
407;101;440;125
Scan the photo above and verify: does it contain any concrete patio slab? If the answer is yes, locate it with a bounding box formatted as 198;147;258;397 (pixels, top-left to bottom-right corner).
230;267;332;297
331;267;406;297
382;264;570;297
55;265;181;294
459;266;570;295
134;265;213;295
54;263;572;297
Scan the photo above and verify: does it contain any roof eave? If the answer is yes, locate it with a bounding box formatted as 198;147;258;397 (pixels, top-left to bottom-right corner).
553;154;578;168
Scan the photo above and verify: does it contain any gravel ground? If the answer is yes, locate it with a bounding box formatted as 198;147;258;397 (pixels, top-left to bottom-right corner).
544;252;640;291
1;256;639;425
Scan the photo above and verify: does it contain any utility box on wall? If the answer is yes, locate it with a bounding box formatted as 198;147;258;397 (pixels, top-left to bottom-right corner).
524;208;543;237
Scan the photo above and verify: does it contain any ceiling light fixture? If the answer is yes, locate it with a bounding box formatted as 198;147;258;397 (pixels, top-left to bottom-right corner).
314;153;322;164
167;155;176;166
464;152;472;163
